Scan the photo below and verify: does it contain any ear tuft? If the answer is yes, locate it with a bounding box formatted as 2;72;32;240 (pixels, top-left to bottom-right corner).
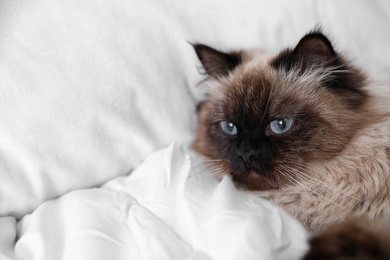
272;30;336;71
293;31;335;65
193;44;241;77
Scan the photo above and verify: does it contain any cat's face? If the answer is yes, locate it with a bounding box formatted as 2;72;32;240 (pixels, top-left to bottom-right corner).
192;31;368;191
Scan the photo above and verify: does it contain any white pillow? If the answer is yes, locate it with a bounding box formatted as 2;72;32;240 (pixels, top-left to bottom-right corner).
0;0;197;216
1;0;389;217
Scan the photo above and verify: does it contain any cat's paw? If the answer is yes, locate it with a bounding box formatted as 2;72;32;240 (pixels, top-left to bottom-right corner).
302;220;390;260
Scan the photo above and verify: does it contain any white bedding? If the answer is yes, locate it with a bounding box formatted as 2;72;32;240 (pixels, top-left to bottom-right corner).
12;143;308;260
0;0;390;259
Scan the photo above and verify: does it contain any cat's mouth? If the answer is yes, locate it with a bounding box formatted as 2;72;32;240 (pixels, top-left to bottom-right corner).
230;169;280;190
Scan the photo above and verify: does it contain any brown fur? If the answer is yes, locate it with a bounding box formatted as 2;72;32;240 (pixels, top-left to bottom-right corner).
303;217;390;259
192;31;390;258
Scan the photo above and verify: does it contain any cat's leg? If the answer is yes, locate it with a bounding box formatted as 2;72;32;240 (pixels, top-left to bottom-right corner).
302;216;390;260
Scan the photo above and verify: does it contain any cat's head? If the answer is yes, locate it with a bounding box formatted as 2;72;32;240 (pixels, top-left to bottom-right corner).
192;30;369;190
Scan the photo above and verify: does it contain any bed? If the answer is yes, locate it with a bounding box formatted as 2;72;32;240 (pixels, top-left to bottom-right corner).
0;0;389;259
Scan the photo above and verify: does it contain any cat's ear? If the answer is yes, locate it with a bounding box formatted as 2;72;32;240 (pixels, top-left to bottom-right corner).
273;30;336;71
193;44;241;77
273;30;367;108
293;31;335;68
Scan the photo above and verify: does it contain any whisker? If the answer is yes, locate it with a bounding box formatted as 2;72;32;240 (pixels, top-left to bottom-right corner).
171;165;225;184
284;160;363;202
274;171;284;188
169;158;223;172
278;165;311;201
281;164;349;209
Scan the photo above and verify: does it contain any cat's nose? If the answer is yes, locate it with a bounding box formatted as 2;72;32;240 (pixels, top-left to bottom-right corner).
237;149;259;165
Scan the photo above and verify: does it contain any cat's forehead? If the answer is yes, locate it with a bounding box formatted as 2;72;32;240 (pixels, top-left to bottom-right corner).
207;50;320;117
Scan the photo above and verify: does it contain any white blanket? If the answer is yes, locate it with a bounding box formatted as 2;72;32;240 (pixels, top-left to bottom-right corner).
13;143;308;260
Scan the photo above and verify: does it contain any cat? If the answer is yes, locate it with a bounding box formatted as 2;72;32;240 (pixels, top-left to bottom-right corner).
191;29;390;259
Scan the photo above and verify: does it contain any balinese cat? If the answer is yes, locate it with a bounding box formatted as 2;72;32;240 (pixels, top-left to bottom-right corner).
192;29;390;259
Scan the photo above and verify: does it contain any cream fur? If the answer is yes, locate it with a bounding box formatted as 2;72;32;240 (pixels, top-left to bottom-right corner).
257;73;390;232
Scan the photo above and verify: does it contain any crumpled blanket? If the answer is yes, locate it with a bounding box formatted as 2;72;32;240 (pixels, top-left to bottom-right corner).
12;143;308;260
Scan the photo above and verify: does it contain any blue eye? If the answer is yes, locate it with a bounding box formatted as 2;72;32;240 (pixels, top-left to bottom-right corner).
220;121;238;135
270;118;294;135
